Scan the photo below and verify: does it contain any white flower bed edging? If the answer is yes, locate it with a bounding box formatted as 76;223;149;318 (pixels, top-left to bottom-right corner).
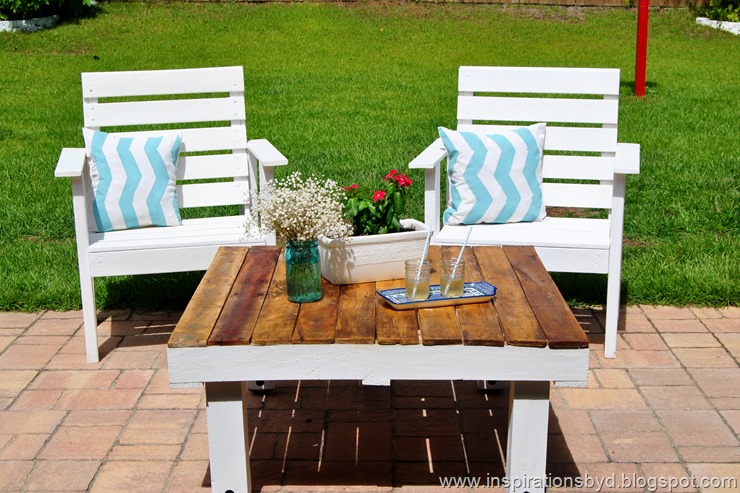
0;14;59;32
696;17;740;35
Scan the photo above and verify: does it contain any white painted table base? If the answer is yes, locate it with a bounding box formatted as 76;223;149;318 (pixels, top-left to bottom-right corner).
169;344;588;493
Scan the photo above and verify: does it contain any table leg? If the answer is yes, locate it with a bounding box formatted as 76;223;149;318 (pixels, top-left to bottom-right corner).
506;381;550;493
205;382;251;493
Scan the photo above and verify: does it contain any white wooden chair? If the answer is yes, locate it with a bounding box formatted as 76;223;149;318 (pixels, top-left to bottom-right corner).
55;66;288;363
409;66;640;358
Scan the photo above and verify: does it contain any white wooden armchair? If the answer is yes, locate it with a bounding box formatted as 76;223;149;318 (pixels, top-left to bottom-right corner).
409;66;640;358
55;66;288;363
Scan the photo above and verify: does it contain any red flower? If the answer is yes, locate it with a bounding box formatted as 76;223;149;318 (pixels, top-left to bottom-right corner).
393;174;412;187
383;169;398;181
343;183;359;191
372;190;387;202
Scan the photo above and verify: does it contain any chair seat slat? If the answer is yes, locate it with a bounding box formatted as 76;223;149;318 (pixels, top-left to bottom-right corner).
436;217;610;250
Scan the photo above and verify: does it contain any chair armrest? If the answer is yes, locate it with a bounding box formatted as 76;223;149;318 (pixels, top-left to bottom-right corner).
246;139;288;167
615;143;640;175
408;139;445;236
55;148;87;178
409;138;447;169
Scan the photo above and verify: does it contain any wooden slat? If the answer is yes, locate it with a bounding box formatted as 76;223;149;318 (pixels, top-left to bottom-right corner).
437;218;610;252
251;252;300;345
177;181;248;208
82;66;244;98
457;125;618;153
208;247;281;346
418;307;461;345
472;247;547;348
335;283;377;344
455;247;505;346
168;247;247;348
417;247;463;345
542;155;614;181
458;66;620;96
375;280;420;345
458;96;618;125
177;154;248;181
292;279;341;344
457;303;505;346
89;218;246;255
542;183;613;209
503;246;589;349
427;246;443;284
108;126;247;154
459;246;482;280
84;97;245;128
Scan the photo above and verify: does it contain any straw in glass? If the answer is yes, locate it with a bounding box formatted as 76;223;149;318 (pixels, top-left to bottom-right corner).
411;228;433;299
451;226;473;278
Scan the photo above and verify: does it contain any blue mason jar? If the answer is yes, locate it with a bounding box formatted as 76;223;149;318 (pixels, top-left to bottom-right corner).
284;239;322;303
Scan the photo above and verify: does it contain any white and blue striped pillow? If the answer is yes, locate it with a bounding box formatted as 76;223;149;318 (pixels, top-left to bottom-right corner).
439;123;547;226
83;129;182;232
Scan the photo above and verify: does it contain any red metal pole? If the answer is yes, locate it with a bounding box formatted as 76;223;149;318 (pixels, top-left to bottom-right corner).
635;0;650;97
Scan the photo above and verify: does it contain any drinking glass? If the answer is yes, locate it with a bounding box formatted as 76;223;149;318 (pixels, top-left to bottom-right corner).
405;259;431;301
440;258;465;298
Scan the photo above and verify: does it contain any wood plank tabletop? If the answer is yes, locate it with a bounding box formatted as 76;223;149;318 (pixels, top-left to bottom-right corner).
168;245;587;351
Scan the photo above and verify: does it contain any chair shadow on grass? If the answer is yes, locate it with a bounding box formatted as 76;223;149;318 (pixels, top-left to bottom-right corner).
192;380;584;491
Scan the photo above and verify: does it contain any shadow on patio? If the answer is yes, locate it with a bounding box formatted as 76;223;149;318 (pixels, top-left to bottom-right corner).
0;305;737;492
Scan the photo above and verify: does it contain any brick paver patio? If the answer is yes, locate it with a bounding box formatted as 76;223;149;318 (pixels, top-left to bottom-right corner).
0;306;738;492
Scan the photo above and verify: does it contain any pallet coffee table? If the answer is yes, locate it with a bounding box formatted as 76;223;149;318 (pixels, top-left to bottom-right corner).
167;245;589;493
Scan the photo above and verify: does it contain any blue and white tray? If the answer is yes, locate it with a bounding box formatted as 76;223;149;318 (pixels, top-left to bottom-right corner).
377;282;497;310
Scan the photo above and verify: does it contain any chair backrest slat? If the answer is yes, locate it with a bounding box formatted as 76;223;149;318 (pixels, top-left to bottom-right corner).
81;66;244;98
83;97;246;128
542;183;614;209
459;66;620;96
542;156;614;181
108;127;247;154
456;125;618;153
177;181;250;208
177;155;248;181
458;96;619;126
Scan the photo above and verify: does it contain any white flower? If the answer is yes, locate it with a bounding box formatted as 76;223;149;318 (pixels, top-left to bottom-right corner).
246;172;352;242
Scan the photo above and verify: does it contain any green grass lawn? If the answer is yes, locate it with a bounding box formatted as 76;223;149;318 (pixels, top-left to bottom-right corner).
1;2;738;311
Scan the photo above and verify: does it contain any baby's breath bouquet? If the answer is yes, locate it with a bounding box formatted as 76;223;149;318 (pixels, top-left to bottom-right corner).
256;172;352;242
253;172;352;302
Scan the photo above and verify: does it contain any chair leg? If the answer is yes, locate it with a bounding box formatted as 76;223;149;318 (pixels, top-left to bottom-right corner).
605;174;627;359
604;270;621;359
80;275;100;363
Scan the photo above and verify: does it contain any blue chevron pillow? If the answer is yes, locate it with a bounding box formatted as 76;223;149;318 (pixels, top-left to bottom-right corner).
439;123;547;226
83;129;182;232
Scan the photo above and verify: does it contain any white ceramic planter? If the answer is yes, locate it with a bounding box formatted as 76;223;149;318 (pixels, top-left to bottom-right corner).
318;219;431;285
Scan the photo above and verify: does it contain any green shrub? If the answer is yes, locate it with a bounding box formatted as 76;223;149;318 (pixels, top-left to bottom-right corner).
0;0;90;20
696;0;740;21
